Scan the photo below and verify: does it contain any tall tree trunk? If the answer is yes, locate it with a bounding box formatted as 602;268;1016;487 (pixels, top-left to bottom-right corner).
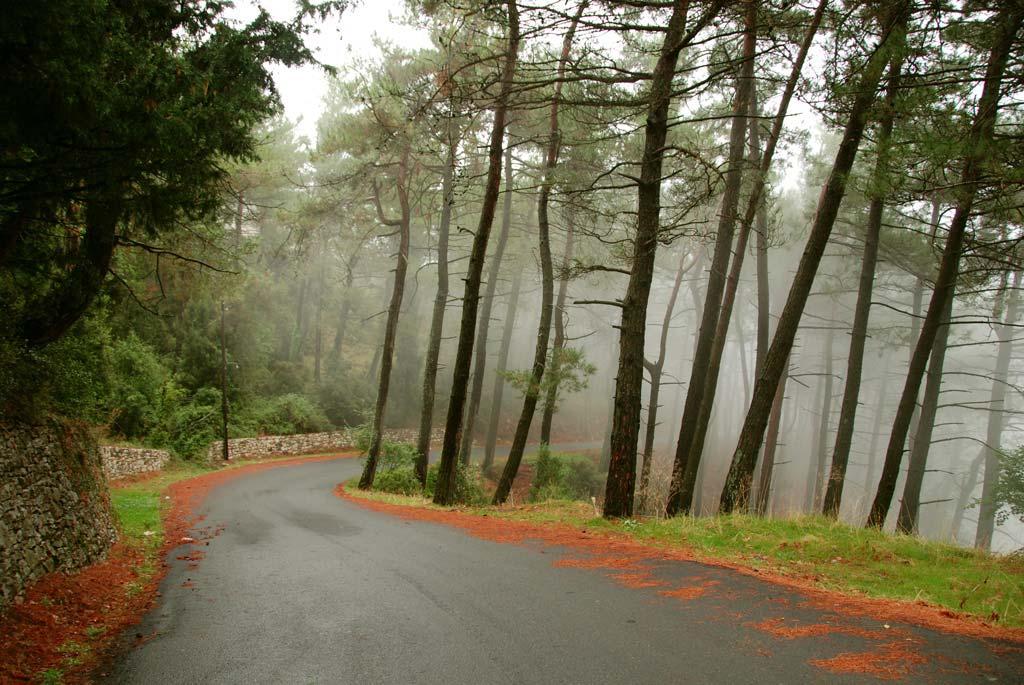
868;6;1020;526
668;0;825;515
359;150;412;489
754;356;788;515
720;4;909;514
434;1;520;505
665;3;756;515
493;5;582;505
460;144;516;465
604;0;724;518
289;277;308;361
639;252;691;511
20;197;121;348
415;134;456;483
331;250;361;365
314;257;325;385
905;201;941;458
539;212;577;444
810;327;835;512
896;292;953;532
482;259;523;474
823;57;903;517
865;355;890;498
975;271;1020;548
219;300;230;461
755;192;770;380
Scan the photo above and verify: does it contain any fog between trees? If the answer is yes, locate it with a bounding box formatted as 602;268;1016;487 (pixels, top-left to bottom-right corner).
4;1;1024;552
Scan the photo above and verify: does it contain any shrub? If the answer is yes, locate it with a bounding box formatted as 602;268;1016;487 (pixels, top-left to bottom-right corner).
529;446;604;502
530;445;566;501
380;440;418;472
240;393;331;435
156;387;223;459
425;462;486;505
105;333;169;439
317;368;373;427
373;467;421;496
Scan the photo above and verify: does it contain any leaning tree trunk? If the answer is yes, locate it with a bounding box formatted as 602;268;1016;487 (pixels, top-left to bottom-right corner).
665;2;755;516
434;1;520;505
493;5;582;505
415;130;456;484
950;266;1010;538
539;212;577;445
604;0;724;518
667;0;825;515
754;355;788;516
360;151;412;489
460;144;516;465
720;4;910;514
482;259;524;474
896;292;953;533
868;6;1021;527
823;57;903;517
638;251;691;511
809;327;835;512
975;270;1020;548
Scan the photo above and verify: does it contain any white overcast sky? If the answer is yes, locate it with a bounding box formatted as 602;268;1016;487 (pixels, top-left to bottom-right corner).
231;0;432;143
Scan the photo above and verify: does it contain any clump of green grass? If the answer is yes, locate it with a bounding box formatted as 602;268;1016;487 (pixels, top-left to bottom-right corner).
110;461;210;548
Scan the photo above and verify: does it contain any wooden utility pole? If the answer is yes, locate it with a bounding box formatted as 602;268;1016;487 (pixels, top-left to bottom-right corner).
220;300;230;461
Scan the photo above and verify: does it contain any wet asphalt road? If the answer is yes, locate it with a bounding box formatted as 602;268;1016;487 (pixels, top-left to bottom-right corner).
103;456;1023;684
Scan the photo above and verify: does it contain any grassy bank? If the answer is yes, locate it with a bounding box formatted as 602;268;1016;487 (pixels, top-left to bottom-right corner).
344;485;1024;629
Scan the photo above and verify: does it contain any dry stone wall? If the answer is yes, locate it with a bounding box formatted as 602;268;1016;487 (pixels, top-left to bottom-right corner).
205;429;357;463
100;446;171;480
203;428;432;463
1;418;117;612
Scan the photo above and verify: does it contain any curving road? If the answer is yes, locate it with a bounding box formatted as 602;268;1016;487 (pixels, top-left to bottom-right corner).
103;456;1022;684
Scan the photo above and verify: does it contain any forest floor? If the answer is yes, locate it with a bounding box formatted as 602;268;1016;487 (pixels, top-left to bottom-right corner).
341;484;1024;637
0;451;358;684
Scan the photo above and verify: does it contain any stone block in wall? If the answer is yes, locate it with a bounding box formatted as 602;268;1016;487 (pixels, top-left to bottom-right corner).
1;418;117;612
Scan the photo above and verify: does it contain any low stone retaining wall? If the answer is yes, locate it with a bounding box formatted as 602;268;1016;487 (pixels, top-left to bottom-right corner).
203;428;436;463
100;446;171;480
205;430;357;463
1;418;117;611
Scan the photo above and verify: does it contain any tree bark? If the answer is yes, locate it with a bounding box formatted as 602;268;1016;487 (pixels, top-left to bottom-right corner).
21;198;121;347
896;292;953;533
667;0;825;515
754;355;788;515
604;0;725;518
415;129;456;483
639;251;691;511
539;212;577;444
331;249;361;365
810;327;835;512
434;1;520;505
976;270;1020;548
460;144;516;465
720;4;909;514
823;57;902;517
492;5;581;505
359;149;412;489
482;258;523;474
868;6;1021;527
220;300;230;461
665;2;755;515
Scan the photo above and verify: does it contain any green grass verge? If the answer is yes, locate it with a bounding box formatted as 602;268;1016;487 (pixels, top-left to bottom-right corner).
111;461;211;549
345;483;1024;628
